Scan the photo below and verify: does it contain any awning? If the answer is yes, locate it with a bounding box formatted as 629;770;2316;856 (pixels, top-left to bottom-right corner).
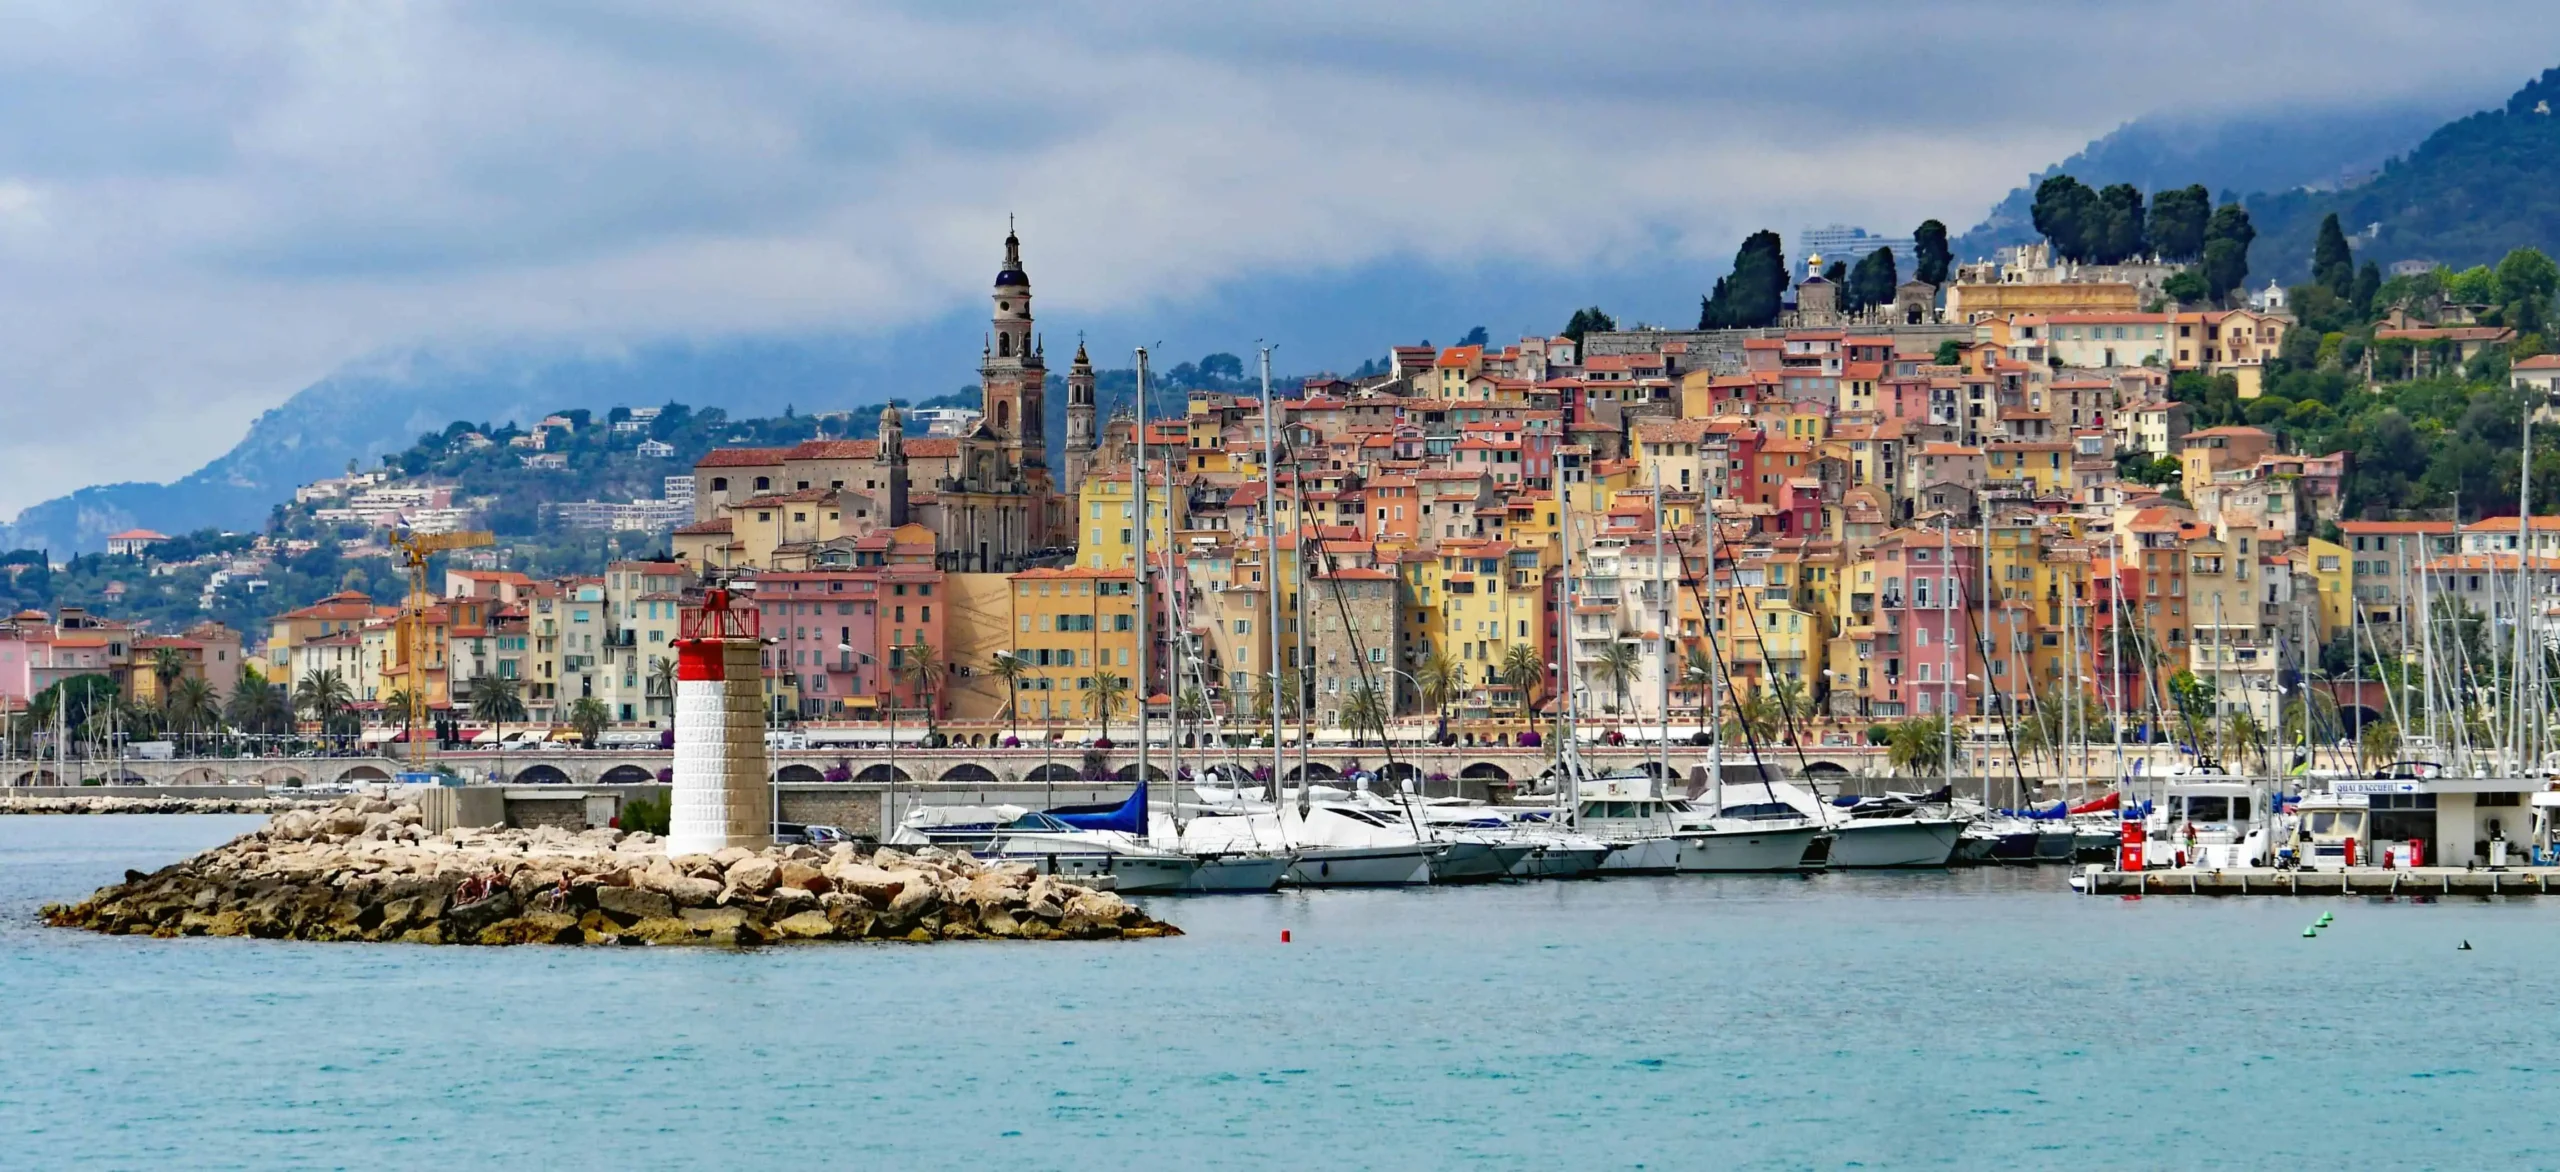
359;727;401;744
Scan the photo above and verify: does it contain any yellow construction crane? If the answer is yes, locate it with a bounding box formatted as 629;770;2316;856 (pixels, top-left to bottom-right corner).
388;528;493;757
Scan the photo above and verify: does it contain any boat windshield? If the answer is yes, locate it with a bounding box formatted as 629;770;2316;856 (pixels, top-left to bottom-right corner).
2304;810;2366;837
1002;812;1076;832
2181;796;2249;822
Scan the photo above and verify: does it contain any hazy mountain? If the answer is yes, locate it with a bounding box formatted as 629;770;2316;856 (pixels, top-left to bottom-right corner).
2247;68;2560;280
1956;97;2480;260
0;335;939;555
3;252;1705;555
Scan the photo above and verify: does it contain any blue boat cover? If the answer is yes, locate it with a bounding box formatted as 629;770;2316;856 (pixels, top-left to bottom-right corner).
1052;780;1147;833
1996;799;2070;820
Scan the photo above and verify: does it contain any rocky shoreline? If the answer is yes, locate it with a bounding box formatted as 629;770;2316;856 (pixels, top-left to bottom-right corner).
5;795;322;816
40;798;1181;946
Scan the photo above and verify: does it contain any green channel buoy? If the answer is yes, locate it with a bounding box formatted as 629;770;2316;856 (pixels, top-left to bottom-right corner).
2303;926;2318;937
2318;912;2334;926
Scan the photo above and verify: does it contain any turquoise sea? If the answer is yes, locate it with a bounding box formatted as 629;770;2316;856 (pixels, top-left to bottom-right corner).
3;815;2554;1169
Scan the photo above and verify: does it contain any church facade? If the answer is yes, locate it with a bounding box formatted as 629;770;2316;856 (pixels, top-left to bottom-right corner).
680;227;1096;575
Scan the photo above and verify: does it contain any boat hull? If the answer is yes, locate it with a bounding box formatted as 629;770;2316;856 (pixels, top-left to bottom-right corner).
1431;841;1533;884
1180;854;1291;893
1108;852;1204;894
1675;825;1830;873
1826;818;1965;869
1596;836;1682;875
1285;844;1438;887
1509;843;1609;879
2034;830;2076;863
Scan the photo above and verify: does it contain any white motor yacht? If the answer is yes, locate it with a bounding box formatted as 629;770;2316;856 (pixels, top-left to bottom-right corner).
891;805;1202;893
1538;770;1828;874
2143;779;2273;869
1404;800;1611;879
1727;781;1966;869
1174;800;1441;887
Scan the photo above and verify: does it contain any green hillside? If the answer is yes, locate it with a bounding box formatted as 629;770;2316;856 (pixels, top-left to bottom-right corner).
2250;68;2560;277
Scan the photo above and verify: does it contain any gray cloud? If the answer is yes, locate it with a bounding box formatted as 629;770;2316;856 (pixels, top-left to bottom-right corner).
0;0;2552;513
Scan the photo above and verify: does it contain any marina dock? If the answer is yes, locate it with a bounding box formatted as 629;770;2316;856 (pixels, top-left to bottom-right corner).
2080;866;2560;896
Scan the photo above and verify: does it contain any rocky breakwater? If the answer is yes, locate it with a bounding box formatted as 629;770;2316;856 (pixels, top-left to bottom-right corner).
40;798;1181;946
3;794;319;815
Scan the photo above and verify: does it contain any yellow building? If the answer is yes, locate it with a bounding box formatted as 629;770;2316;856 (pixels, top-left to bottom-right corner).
1007;566;1138;725
1945;280;2141;322
1076;467;1186;570
1986;442;2072;496
2303;537;2352;641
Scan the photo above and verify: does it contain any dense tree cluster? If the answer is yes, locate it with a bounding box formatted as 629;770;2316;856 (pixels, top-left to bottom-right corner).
1561;306;1618;344
1698;231;1789;329
2170;223;2560;522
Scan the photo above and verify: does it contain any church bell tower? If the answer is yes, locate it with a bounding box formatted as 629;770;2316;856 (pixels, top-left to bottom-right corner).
981;224;1047;484
1064;340;1098;489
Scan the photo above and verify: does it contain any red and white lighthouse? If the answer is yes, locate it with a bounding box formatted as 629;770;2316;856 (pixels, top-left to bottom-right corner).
668;586;770;855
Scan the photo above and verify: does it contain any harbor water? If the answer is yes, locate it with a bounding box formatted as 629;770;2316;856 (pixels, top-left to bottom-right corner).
5;815;2558;1168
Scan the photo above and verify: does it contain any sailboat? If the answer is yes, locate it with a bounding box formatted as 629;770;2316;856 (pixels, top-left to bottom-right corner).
893;780;1203;893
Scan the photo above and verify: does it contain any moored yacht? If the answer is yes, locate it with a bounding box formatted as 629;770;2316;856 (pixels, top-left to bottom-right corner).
891;805;1202;893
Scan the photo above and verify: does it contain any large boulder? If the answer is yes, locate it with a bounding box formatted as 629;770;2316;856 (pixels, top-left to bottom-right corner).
777;860;830;894
828;864;913;906
477;912;582;946
1059;892;1128;939
595;886;676;923
771;911;838;940
722;855;781;897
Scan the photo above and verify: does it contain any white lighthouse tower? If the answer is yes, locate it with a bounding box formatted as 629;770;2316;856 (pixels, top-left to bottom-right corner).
667;586;771;855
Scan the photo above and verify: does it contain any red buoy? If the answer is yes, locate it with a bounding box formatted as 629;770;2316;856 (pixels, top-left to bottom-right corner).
1280;930;1291;943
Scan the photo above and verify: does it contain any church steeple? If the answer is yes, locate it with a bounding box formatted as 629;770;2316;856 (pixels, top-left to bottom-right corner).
876;401;909;528
981;221;1045;468
1064;337;1098;489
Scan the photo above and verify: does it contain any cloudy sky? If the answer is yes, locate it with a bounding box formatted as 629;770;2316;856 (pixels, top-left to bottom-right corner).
0;0;2552;514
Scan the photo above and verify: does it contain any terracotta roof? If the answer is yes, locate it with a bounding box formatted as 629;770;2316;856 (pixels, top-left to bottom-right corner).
695;447;790;468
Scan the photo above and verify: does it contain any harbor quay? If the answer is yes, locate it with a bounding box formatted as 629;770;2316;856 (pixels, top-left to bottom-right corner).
2079;866;2560;897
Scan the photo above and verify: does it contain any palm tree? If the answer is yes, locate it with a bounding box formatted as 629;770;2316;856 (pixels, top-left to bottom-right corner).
1597;641;1642;716
470;674;526;756
646;656;677;720
225;672;291;748
1887;716;1949;778
567;695;610;749
1719;682;1781;745
1083;669;1129;744
1338;680;1389;745
989;650;1029;740
167;676;220;753
1500;642;1545;720
1766;673;1810;743
293;668;356;746
381;686;416;748
2219;708;2264;774
1681;646;1715;716
897;641;948;741
1251;669;1302;726
148;646;188;710
2358;718;2400;773
1418;648;1463;736
1176;685;1209;747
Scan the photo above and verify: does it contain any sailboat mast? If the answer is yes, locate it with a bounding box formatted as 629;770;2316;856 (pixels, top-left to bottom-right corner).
1559;483;1578;829
1259;347;1284;806
1134;347;1151;806
1940;519;1953;792
1705;498;1721;816
1654;467;1668;796
2108;567;2125;788
2515;409;2533;775
1979;507;1992;805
